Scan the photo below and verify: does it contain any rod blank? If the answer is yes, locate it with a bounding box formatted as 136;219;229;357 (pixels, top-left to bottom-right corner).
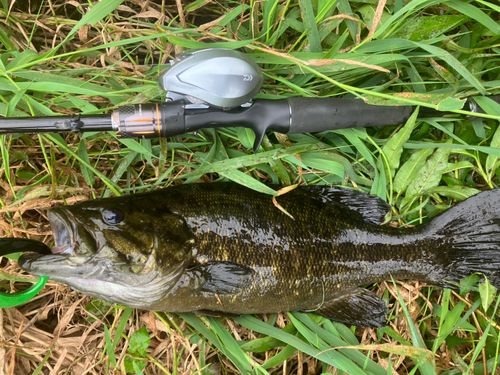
0;114;112;134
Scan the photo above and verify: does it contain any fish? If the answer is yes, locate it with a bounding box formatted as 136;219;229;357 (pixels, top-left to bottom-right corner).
18;183;500;327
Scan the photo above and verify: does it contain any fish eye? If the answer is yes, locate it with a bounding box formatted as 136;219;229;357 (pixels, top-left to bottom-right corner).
102;209;124;225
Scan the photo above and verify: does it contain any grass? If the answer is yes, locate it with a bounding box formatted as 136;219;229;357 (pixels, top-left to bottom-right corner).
1;0;500;373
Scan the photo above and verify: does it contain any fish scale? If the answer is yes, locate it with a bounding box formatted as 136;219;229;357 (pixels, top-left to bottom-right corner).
149;185;444;314
19;184;500;327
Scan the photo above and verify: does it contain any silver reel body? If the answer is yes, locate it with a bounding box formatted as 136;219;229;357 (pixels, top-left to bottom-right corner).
158;48;264;109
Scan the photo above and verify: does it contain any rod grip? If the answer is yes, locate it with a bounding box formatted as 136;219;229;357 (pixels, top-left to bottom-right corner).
287;97;413;134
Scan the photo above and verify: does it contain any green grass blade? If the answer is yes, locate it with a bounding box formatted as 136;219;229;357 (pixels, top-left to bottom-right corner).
77;140;95;186
413;42;486;95
474;96;500;116
185;0;211;13
392;281;437;375
262;0;280;41
167;35;252;50
237;315;367;374
379;107;420;178
32;345;53;375
179;143;317;182
358;0;439;42
432;289;451;353
298;0;322;52
58;0;125;47
466;296;500;374
426;186;480;201
394;148;434;195
5;50;39;70
113;307;134;348
219;170;278;195
402;145;452;207
262;344;296;369
111;151;139;184
104;324;117;368
43;134;122;196
208;317;256;373
287;313;368;374
447;0;500;35
292;312;387;375
180;313;254;374
404;141;500;158
300;152;346;177
336;0;358;42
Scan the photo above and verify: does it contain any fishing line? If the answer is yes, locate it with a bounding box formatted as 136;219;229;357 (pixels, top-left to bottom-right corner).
303;279;326;313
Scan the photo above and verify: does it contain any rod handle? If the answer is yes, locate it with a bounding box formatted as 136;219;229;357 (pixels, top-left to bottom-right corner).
287;97;413;134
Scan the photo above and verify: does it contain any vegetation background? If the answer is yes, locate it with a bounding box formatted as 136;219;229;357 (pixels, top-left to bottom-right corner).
1;0;500;373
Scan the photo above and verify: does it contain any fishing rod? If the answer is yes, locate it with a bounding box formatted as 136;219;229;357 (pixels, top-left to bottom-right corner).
0;48;498;152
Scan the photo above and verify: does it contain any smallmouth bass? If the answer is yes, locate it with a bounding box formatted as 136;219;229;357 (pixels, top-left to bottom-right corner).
19;184;500;327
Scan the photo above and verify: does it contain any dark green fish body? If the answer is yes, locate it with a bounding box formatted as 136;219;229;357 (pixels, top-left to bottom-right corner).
19;184;500;327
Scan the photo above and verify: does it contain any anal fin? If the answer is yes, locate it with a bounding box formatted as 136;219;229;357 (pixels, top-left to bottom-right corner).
303;287;387;328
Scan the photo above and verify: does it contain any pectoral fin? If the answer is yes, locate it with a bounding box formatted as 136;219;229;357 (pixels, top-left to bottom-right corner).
188;261;254;294
304;287;387;328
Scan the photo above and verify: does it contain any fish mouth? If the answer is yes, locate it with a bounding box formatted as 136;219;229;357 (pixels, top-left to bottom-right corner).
48;209;74;254
47;209;98;256
18;208;100;277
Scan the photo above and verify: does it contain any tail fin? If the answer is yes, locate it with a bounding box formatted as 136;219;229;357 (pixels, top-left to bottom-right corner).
426;190;500;288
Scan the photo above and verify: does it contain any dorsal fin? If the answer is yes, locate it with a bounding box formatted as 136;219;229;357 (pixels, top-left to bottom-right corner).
301;186;391;225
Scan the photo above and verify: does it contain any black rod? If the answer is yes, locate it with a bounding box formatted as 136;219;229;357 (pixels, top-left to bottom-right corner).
0;114;112;134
